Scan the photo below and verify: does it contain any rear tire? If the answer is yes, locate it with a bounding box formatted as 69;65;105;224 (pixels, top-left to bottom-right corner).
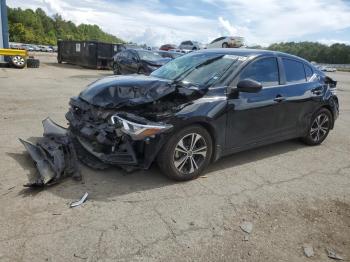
301;108;332;145
157;125;213;181
222;43;229;48
10;55;26;69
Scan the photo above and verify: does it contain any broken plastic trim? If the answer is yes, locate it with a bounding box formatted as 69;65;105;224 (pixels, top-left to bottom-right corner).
111;113;173;140
19;118;81;187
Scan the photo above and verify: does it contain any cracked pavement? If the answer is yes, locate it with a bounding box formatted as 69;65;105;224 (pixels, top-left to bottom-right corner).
0;53;349;261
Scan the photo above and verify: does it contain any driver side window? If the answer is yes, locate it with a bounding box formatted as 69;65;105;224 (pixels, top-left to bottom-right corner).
239;57;279;87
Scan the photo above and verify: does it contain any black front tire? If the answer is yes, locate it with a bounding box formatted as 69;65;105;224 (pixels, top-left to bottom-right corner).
113;63;121;75
301;108;333;145
157;125;213;181
222;43;229;48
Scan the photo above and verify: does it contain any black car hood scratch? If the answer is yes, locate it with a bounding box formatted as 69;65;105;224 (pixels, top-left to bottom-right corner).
79;75;176;108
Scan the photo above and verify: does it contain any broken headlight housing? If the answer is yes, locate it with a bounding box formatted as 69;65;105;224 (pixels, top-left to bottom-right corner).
111;113;173;140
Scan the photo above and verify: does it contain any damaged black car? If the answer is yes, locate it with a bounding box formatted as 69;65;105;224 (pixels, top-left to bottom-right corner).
21;49;339;185
112;49;171;75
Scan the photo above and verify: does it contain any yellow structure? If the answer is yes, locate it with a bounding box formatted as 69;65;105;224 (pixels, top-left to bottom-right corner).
0;48;28;57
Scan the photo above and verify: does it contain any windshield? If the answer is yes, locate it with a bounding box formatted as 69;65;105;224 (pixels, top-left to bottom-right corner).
151;52;245;87
136;50;162;61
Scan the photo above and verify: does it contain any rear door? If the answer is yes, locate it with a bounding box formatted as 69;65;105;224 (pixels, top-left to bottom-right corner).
277;57;322;136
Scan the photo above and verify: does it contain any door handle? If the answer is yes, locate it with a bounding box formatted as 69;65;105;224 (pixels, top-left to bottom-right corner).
274;95;286;102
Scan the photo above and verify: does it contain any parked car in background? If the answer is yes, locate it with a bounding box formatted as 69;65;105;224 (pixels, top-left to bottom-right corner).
21;44;34;51
206;36;244;48
323;66;337;72
160;44;177;51
51;46;58;52
157;50;184;59
178;40;201;51
39;45;53;52
113;49;171;75
29;45;41;51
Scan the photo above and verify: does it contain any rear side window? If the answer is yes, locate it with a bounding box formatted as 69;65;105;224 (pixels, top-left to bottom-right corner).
239;57;279;87
283;59;306;83
304;64;313;81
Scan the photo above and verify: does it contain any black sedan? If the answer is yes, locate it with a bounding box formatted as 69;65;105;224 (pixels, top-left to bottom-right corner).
21;49;339;185
112;49;170;75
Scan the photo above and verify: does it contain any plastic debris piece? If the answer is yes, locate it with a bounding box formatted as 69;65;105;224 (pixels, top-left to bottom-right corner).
303;245;314;258
240;221;253;234
70;192;88;208
326;248;344;260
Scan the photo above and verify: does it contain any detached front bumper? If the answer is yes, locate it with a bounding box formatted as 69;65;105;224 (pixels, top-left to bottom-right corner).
20;118;81;187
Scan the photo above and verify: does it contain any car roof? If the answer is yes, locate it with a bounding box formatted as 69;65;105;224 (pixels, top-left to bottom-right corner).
196;48;309;63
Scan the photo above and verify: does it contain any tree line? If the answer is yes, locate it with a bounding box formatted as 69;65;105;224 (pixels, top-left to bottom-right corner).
7;7;124;46
7;7;350;63
266;42;350;64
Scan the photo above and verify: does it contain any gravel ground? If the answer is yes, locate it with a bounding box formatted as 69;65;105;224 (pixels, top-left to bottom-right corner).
0;53;349;262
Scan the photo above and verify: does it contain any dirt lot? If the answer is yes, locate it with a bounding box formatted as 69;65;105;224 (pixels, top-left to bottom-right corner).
0;53;349;262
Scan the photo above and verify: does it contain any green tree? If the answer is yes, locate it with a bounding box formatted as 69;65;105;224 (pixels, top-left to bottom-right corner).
7;6;124;45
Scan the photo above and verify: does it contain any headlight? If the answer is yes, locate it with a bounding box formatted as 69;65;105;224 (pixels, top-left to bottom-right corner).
111;114;172;140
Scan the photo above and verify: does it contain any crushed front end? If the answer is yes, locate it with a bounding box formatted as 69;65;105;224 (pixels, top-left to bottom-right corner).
65;97;173;171
20;75;193;186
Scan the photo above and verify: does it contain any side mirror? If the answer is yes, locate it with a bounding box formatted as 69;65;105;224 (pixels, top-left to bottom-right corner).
236;79;262;93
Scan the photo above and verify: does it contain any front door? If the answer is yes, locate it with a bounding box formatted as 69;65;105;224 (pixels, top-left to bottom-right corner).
226;56;285;150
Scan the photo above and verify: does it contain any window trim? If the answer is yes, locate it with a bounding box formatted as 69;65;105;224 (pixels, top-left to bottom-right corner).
280;57;308;85
236;56;281;88
303;63;314;82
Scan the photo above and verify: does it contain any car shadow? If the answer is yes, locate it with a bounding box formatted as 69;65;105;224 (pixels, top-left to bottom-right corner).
8;139;305;202
206;139;304;173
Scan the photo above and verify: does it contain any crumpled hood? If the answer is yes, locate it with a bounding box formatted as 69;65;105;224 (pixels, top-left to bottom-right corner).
79;75;175;108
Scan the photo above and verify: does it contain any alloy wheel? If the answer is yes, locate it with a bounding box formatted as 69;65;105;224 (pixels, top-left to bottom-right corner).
173;133;208;175
310;113;330;142
12;56;25;66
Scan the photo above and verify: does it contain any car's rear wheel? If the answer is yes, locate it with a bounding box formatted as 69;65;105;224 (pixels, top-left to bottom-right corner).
157;125;212;181
301;108;332;145
222;43;229;48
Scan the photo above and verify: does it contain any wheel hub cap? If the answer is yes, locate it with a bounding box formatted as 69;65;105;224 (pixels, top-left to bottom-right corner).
173;133;207;175
310;113;330;142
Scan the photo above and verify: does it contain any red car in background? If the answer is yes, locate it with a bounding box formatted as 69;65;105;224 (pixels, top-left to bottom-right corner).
160;44;177;51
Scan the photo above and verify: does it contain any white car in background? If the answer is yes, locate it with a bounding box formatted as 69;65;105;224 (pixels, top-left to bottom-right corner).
206;36;244;48
178;40;201;51
323;67;337;72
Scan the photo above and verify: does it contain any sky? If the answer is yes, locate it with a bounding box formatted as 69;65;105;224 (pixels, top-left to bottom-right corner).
7;0;350;47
